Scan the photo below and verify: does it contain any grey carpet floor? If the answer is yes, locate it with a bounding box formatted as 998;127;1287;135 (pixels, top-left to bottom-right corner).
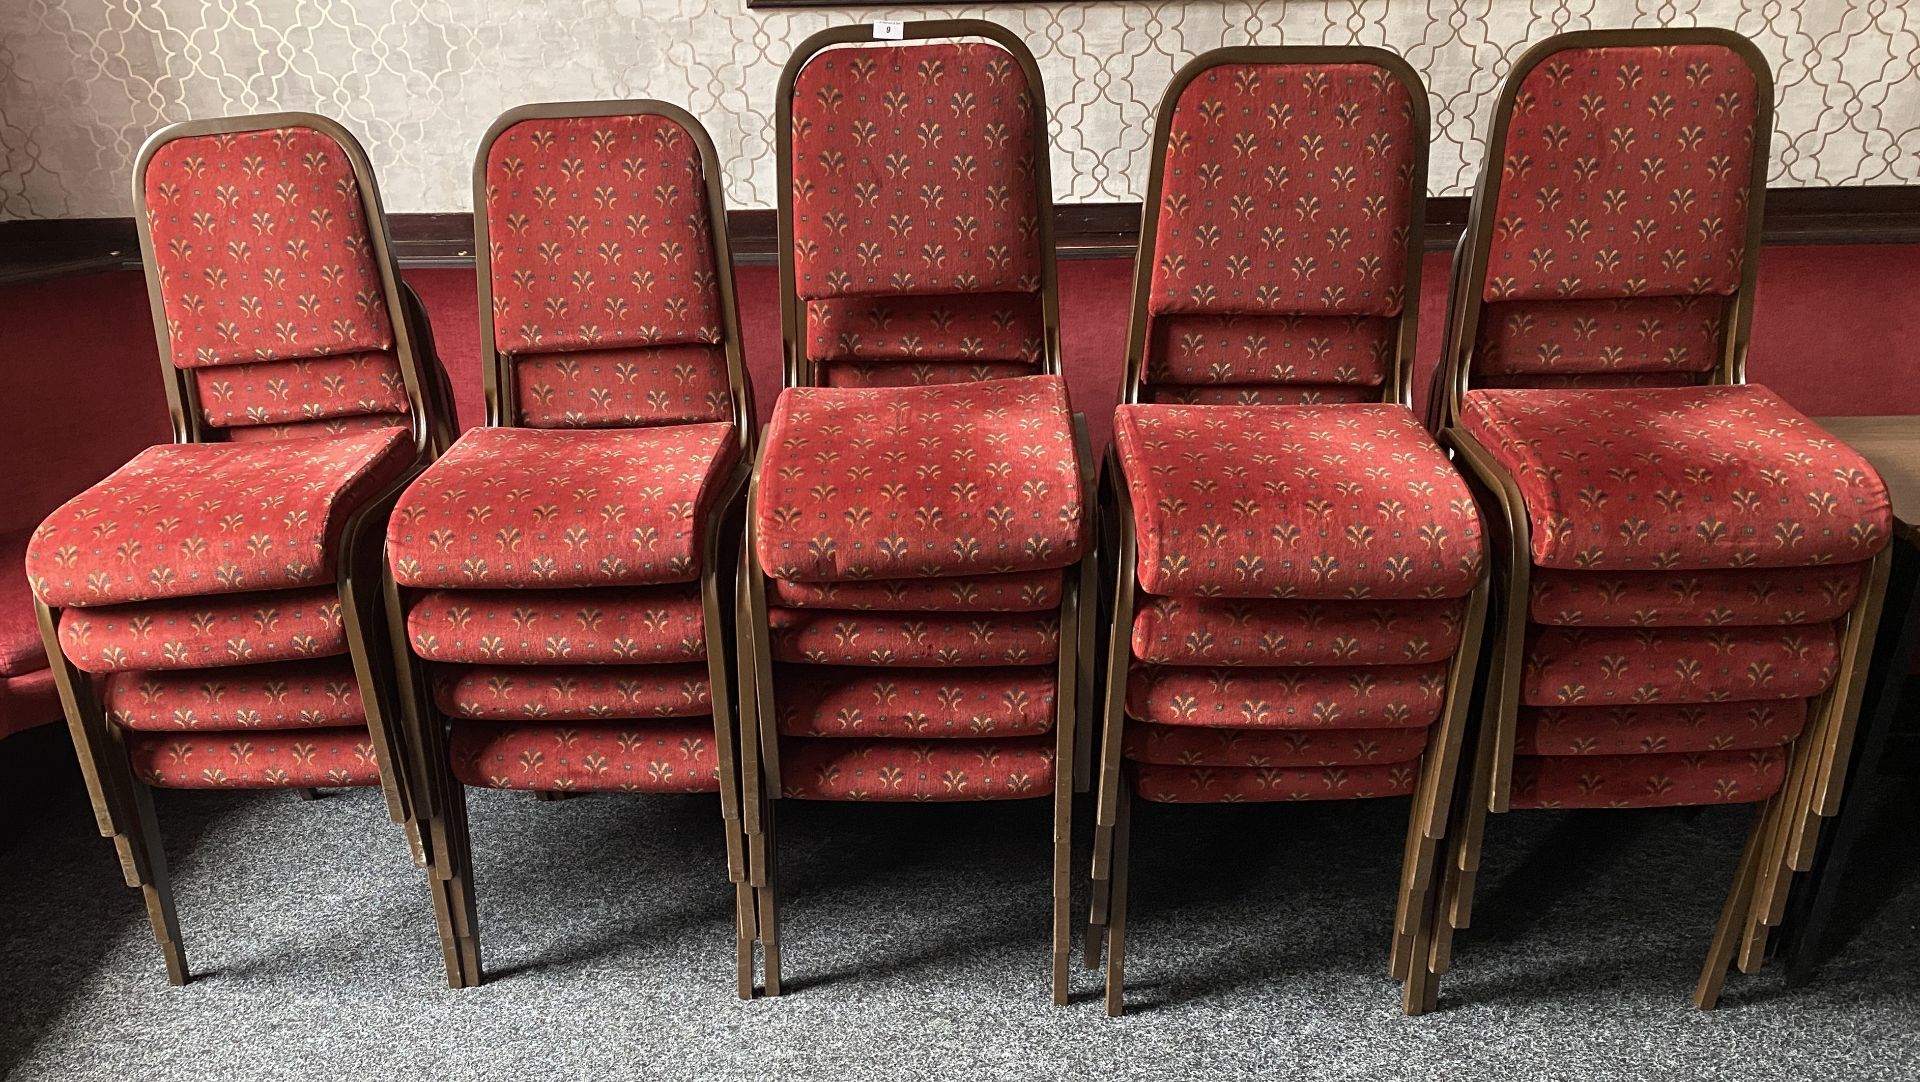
2;772;1916;1081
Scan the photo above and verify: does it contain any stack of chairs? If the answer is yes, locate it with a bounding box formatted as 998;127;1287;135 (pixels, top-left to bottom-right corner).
1427;29;1893;1007
381;102;757;991
738;20;1095;1002
25;114;453;983
1085;47;1490;1015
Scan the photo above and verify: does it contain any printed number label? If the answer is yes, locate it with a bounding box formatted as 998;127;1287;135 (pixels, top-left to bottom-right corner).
872;21;903;40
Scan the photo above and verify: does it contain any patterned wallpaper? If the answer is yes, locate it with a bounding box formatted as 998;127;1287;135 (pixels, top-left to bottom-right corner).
1;0;1915;221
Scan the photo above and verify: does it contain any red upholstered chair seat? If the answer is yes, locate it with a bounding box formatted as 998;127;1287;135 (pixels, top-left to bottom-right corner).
820;361;1036;389
405;585;705;665
754;375;1084;582
1114;404;1484;600
513;345;734;429
1520;624;1839;707
1123;720;1430;768
222;413;411;443
807;294;1044;366
1460;385;1892;573
1508;748;1788;810
1142;384;1381;407
1528;564;1864;627
191;352;409;429
103;658;366;732
124;726;381;789
1126;663;1448;730
777;735;1056;801
773;665;1056;739
1131;760;1419;803
448;717;721;793
769;568;1062;611
767;607;1058;666
385;423;739;590
1145;314;1393;389
433;663;711;721
55;585;347;674
26;430;411;609
1131;595;1466;668
1475;297;1726;378
1514;700;1807;757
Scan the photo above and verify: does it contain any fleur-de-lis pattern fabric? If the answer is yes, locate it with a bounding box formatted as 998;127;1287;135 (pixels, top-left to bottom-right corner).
1131;596;1465;668
221;411;412;443
1141;383;1379;407
1131;759;1417;803
27;429;410;609
103;658;366;731
192;351;409;428
1146;314;1392;390
754;376;1084;582
769;568;1061;612
767;608;1058;667
1484;45;1757;305
790;42;1043;302
1521;624;1840;707
125;726;381;789
1124;720;1429;768
55;585;347;674
1115;404;1484;600
433;663;711;721
1149;64;1415;323
822;361;1035;389
449;717;720;793
1476;295;1725;378
386;423;738;589
1509;747;1786;809
1528;563;1864;628
1461;386;1892;572
807;293;1044;366
406;585;704;666
779;735;1054;802
1126;663;1449;730
512;345;732;429
775;665;1055;740
1515;700;1806;757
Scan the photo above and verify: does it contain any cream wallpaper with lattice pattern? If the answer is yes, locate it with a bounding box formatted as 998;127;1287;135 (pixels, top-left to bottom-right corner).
1;0;1914;220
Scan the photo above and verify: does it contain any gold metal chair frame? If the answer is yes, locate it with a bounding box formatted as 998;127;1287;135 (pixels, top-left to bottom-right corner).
1424;27;1894;1009
1082;45;1489;1016
35;112;449;985
378;98;760;992
740;18;1094;1003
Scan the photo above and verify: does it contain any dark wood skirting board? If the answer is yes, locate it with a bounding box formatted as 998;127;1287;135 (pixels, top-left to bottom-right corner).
3;186;1915;285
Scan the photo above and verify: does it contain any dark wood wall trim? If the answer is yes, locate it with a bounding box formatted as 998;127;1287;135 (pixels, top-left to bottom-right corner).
4;185;1915;284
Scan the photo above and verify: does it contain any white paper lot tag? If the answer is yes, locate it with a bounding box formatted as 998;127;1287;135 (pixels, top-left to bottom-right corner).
872;20;903;40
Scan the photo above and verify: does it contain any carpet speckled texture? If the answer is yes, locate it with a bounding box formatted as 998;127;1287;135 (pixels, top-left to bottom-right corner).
2;771;1915;1080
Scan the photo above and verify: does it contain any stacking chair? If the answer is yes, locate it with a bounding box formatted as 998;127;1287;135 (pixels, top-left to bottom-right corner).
739;20;1094;1002
381;101;756;991
24;114;454;983
1084;48;1489;1016
1427;29;1893;1007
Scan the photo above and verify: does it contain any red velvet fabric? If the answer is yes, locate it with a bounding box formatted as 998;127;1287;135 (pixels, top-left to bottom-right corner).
449;717;720;792
789;42;1043;300
1476;296;1724;378
1485;44;1758;303
192;352;408;428
512;345;733;429
1131;760;1418;803
1123;720;1428;768
0;668;60;742
125;726;380;788
406;585;704;666
1146;314;1392;388
1521;623;1839;707
143;126;393;367
28;429;410;608
767;607;1057;667
482;113;724;355
0;528;46;678
1114;404;1483;599
777;735;1055;801
103;658;365;731
774;664;1055;739
220;412;409;442
1131;595;1465;668
386;423;738;589
1126;662;1448;729
820;360;1035;388
55;585;346;674
807;293;1044;364
1508;748;1786;809
768;568;1061;612
1141;383;1380;406
1461;385;1892;572
433;662;711;721
754;376;1084;581
1514;700;1806;757
1528;563;1863;628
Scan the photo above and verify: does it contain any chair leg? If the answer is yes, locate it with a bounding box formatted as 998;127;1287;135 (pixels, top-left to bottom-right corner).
1103;778;1133;1017
756;804;782;997
735;880;756;1000
1083;865;1110;970
128;780;189;986
1695;802;1770;1009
